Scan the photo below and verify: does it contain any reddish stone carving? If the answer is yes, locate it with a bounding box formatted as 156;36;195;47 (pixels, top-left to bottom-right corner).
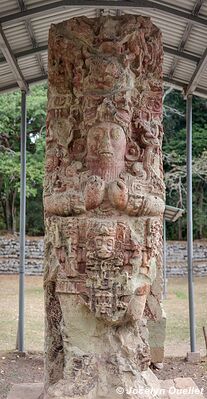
43;15;164;399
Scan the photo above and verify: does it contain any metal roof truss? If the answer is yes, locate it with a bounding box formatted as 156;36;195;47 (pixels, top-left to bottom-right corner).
0;0;207;96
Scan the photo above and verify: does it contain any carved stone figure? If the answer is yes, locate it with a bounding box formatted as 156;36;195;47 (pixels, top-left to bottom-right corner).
43;14;165;399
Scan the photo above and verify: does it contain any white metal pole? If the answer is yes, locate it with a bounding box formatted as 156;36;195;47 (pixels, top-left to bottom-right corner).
186;94;196;353
163;220;167;299
18;90;27;352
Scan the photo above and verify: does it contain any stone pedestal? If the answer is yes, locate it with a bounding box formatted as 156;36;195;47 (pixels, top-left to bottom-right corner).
43;14;165;399
186;352;201;363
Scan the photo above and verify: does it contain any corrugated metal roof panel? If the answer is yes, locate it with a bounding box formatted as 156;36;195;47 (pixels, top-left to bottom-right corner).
18;55;41;78
40;51;48;71
174;59;196;83
18;54;39;68
3;22;32;51
24;0;58;6
0;70;16;87
200;2;207;17
0;63;13;75
163;54;174;75
23;67;42;79
197;67;207;90
185;25;207;56
31;8;97;43
0;0;19;15
152;0;195;11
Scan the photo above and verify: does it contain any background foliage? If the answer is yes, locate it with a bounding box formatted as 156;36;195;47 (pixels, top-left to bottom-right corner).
0;84;207;239
0;85;46;235
163;90;207;240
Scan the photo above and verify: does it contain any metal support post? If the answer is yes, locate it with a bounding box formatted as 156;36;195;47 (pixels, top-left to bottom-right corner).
18;90;27;352
186;94;196;353
163;220;167;299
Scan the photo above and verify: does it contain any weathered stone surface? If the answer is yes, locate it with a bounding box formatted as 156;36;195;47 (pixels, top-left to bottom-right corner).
43;14;165;398
148;312;166;364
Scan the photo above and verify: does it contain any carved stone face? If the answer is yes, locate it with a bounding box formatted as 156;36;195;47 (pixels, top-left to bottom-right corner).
95;235;115;259
86;122;126;181
87;122;126;160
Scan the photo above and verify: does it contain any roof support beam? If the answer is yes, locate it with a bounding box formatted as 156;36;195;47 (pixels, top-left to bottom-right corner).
1;0;207;28
0;75;188;94
0;73;207;97
17;0;26;11
0;25;28;92
0;44;48;63
17;0;46;76
185;47;207;95
169;0;205;78
0;44;200;66
163;46;199;63
24;19;46;74
0;74;48;93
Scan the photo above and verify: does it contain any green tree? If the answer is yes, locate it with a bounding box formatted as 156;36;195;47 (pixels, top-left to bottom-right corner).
163;92;207;240
0;84;47;234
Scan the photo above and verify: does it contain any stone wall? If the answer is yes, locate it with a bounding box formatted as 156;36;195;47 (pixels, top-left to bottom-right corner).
0;236;44;275
0;236;207;276
166;240;207;276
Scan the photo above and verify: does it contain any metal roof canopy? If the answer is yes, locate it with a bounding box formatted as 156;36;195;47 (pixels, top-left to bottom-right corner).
164;205;185;222
0;0;207;96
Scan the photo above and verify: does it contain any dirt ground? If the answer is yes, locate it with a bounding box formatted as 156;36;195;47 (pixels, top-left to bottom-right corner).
0;352;207;399
154;357;207;397
0;351;43;399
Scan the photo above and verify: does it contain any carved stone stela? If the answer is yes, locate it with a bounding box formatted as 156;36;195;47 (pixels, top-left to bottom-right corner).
43;15;165;399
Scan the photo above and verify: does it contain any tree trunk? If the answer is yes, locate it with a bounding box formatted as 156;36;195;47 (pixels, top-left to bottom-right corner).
5;198;12;232
198;185;204;239
178;218;183;240
11;190;17;234
1;200;8;230
1;192;17;233
177;176;183;240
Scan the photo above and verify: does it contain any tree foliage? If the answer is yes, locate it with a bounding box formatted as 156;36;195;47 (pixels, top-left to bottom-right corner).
0;84;47;234
163;90;207;240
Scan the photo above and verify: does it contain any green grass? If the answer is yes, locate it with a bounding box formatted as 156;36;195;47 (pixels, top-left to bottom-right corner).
163;276;207;355
174;290;187;300
0;275;44;351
